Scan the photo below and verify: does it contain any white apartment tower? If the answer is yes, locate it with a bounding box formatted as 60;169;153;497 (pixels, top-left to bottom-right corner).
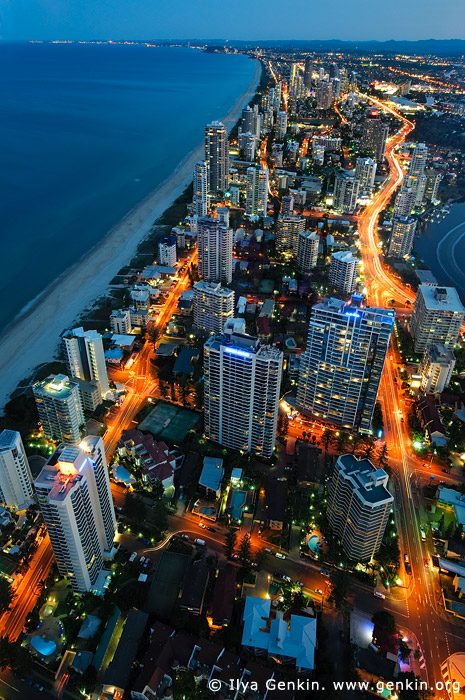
197;217;233;285
419;344;456;394
355;157;377;193
193;281;235;334
245;165;269;217
276;214;306;254
276;112;288;141
411;285;465;352
333;171;360;212
0;430;34;510
387;216;417;258
204;319;283;458
297;231;319;272
239;132;256;162
205;120;229;193
35;437;116;592
393;186;415;217
297;299;394;432
327;454;393;561
158;235;177;267
193;160;208;217
406;143;428;206
62;327;110;398
329;251;358;294
33;374;85;444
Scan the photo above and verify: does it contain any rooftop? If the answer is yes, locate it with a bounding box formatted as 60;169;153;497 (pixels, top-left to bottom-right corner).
34;374;78;399
0;429;20;451
336;454;393;506
418;285;465;314
199;457;224;493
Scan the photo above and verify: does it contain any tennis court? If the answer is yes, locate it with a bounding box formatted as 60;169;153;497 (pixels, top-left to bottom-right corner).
145;550;190;616
139;401;199;443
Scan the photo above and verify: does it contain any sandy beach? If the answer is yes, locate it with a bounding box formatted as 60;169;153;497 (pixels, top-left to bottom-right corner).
0;59;261;409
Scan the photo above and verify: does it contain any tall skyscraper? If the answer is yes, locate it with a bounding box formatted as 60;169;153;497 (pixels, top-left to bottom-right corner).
297;299;394;432
333;170;360;212
276;214;306;254
35;437;116;592
241;105;255;133
158;235;177;267
419;344;456;395
304;57;313;88
355;157;377;193
329;251;358;294
245;165;269;217
297;231;319;272
424;168;442;201
327;454;393;561
239;131;256;162
62;327;110;399
193;281;235;334
406;143;428;206
281;195;294;215
0;430;34;510
316;80;333;110
276;112;288;141
387;216;417;258
361;112;388;162
393;186;415;217
204;319;283;458
411;285;465;352
193;160;208;217
205;121;229;193
33;374;85;444
197;217;233;285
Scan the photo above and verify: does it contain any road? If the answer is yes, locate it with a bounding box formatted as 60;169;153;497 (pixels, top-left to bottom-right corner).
357;93;465;695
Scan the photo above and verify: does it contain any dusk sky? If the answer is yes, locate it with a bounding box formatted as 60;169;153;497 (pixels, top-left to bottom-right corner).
1;0;463;42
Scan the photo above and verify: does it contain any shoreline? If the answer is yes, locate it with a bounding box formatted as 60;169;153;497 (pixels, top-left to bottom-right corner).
0;58;262;410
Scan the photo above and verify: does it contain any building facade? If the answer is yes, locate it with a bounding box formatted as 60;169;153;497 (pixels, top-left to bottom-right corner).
193;281;235;334
197;217;233;285
33;374;85;444
333;170;359;212
0;430;34;510
276;214;306;254
193;160;208;217
62;327;110;398
329;250;358;294
205;121;229;193
204;319;283;458
245;165;269;217
158;235;177;267
387;216;417;258
297;231;319;272
297;299;394;432
419;344;456;394
410;285;465;352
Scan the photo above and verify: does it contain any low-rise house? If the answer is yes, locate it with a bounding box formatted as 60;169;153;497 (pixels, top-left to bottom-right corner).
209;564;238;628
417;395;449;446
118;429;180;492
295;444;324;487
265;478;288;530
198;457;224;498
100;608;148;700
179;558;210;615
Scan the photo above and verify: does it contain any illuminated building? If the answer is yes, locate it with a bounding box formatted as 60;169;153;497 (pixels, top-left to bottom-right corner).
193;281;234;334
361;112;389;162
276;111;288;141
329;250;358;294
406;142;428;206
276;214;306;254
241;105;255;133
205;120;229;193
245;165;268;217
0;430;34;510
316;80;333;110
110;308;131;335
62;327;110;399
411;285;465;352
304;57;313;88
393;186;415;217
204;318;283;458
297;230;319;272
216;206;229;227
35;436;116;592
193;160;208;217
33;374;84;444
297;299;393;431
197;216;233;285
158;235;177;267
239;131;256;162
333;170;359;213
387;216;417;258
355;157;377;193
419;344;456;394
327;454;393;561
281;194;294;214
424;168;442;202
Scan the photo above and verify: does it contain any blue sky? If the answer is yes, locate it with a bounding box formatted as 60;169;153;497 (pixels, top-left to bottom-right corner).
1;0;463;42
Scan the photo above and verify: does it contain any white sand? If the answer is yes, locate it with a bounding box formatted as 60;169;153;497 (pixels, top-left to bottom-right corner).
0;60;261;409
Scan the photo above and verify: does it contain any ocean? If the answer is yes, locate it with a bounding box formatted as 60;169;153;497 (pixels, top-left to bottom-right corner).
0;42;256;332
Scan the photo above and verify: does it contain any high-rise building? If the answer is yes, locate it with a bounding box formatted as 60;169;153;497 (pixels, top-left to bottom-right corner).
406;143;428;206
327;454;393;561
333;170;360;212
361;112;388;162
419;344;456;394
193;281;235;334
216;206;229;227
297;299;393;431
297;231;319;272
393;186;415;217
411;285;465;352
281;194;294;215
205;121;229;193
35;437;116;592
329;251;358;294
355;157;377;193
245;165;269;218
241;105;255;133
197;217;233;285
276;112;288;141
158;235;177;267
33;374;85;444
62;327;110;398
0;430;34;510
316;80;333;110
239;131;256;162
193;160;208;217
424;168;442;202
387;216;417;258
329;63;339;79
304;57;313;88
204;319;283;458
110;308;131;335
276;214;306;254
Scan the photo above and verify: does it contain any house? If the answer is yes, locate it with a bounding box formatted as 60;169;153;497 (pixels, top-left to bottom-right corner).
173;348;199;376
198;457;224;498
118;429;178;492
265;478;288;530
100;609;148;700
179;558;210;615
295;444;324;487
241;596;317;673
210;564;238;628
436;487;465;527
417;395;449;446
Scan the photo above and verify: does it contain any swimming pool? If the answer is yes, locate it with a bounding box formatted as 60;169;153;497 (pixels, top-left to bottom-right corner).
230;490;247;520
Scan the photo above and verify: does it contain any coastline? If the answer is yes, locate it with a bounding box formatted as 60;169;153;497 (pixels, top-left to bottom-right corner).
0;58;262;410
